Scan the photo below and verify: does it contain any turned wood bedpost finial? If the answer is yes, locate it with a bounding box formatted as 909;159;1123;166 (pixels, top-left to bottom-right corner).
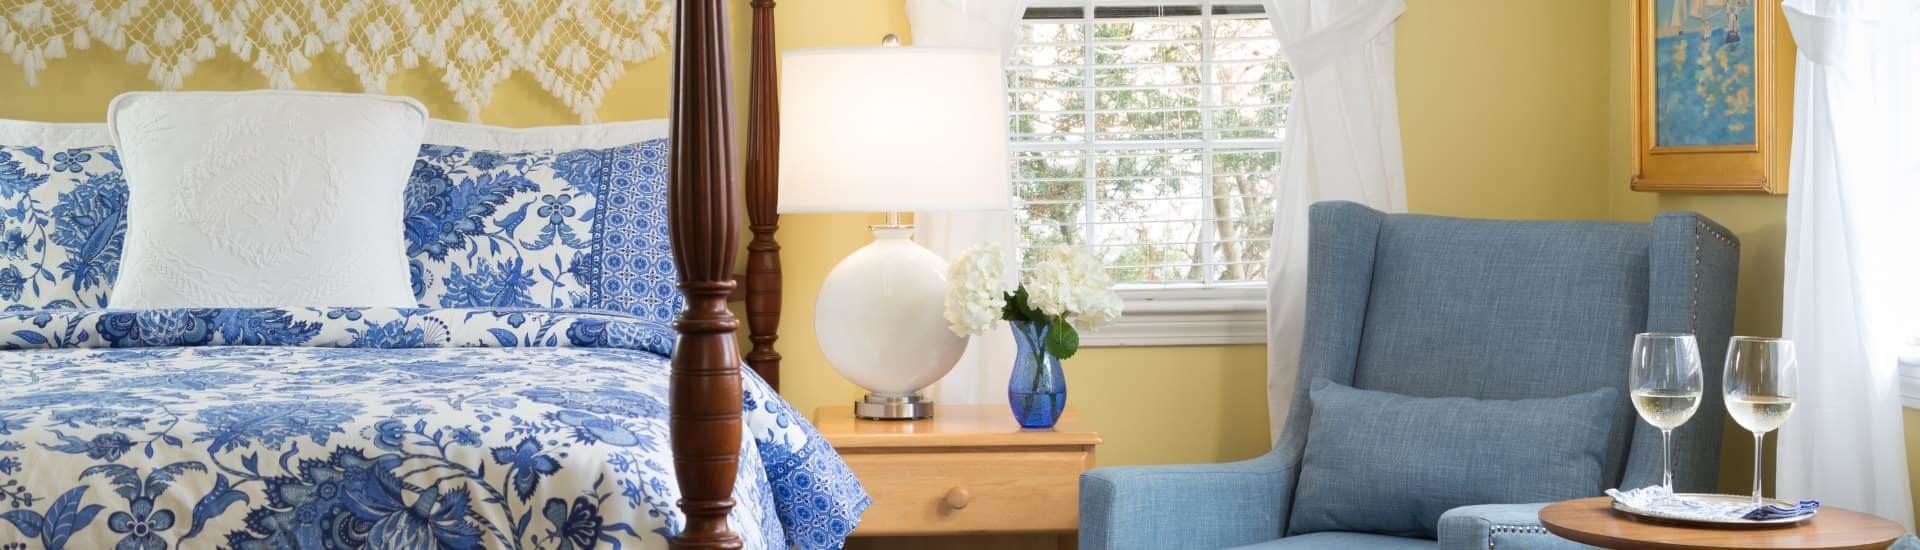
744;0;782;390
668;0;742;547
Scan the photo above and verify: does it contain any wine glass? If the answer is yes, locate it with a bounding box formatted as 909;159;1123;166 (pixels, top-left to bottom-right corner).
1724;336;1798;507
1629;333;1704;492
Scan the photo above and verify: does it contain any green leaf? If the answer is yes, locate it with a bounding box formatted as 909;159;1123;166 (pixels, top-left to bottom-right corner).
1001;288;1025;322
1003;286;1051;324
1023;298;1048;324
1045;318;1079;359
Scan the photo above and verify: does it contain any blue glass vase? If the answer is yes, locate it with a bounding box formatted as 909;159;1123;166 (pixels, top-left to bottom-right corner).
1008;320;1067;428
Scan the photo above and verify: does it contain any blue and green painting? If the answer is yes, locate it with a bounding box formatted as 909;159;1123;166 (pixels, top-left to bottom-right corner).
1653;0;1756;148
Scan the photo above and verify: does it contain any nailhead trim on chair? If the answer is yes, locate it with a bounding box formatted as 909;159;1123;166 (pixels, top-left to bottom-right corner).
1687;218;1735;335
1487;523;1553;550
1675;220;1708;485
1694;220;1736;247
1692;236;1701;334
1488;523;1553;549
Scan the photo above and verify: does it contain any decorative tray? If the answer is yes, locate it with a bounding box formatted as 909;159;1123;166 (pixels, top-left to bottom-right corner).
1611;492;1816;527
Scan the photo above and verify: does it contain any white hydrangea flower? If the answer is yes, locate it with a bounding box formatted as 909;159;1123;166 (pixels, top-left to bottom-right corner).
1070;275;1123;331
1023;247;1123;331
944;243;1014;335
1023;248;1077;318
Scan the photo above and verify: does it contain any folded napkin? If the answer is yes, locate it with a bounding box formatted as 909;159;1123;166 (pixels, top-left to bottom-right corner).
1606;486;1820;521
1744;498;1823;521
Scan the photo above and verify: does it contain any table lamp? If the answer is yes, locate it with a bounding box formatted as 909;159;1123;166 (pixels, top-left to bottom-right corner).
780;37;1010;419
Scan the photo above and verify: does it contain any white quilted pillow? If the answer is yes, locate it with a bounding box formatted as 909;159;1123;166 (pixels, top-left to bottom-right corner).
107;91;427;308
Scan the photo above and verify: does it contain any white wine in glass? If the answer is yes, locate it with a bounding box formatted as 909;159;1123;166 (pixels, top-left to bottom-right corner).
1629;333;1704;492
1724;336;1798;507
1726;394;1797;433
1631;389;1701;430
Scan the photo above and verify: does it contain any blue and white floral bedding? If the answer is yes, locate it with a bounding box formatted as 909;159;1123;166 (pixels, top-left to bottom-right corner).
0;307;868;549
0;122;856;548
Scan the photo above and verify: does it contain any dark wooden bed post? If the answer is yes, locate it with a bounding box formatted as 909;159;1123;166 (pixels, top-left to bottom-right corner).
668;0;743;546
743;0;782;390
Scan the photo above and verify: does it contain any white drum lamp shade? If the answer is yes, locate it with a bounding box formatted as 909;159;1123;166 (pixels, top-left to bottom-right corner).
778;44;1011;419
779;46;1011;212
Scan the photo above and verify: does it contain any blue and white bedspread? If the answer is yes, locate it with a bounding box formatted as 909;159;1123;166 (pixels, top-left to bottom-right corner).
0;307;867;549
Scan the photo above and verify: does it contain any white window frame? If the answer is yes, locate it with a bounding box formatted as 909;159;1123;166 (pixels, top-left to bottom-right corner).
1012;0;1278;347
1082;284;1267;346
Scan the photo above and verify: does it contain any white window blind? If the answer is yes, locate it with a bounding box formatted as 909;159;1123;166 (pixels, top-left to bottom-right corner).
1008;1;1290;288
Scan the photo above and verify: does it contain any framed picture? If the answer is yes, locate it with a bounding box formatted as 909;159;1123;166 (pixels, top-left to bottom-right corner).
1630;0;1793;194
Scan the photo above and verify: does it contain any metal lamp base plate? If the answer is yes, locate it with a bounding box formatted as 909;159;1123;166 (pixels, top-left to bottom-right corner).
854;394;934;420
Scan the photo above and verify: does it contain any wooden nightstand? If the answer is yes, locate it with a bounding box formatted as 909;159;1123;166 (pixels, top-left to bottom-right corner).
814;405;1101;549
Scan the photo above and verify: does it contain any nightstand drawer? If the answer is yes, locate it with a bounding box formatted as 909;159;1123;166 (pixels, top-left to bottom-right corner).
843;450;1089;535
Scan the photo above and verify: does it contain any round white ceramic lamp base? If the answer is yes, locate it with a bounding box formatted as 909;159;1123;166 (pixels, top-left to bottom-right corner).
816;225;967;419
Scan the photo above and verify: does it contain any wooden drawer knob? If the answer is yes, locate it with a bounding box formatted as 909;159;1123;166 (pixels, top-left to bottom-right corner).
944;487;971;510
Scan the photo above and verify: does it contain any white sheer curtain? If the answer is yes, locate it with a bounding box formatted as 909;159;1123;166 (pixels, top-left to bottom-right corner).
1776;0;1918;530
906;0;1029;406
1260;0;1408;441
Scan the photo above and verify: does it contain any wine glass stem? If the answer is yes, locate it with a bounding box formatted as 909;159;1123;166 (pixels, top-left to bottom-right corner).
1752;431;1765;507
1661;428;1673;492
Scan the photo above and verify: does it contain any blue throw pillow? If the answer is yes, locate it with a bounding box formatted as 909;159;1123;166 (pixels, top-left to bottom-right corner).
405;140;683;324
1287;379;1617;539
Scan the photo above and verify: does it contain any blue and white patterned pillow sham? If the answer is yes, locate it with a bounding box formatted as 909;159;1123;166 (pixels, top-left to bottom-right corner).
0;136;682;323
0;145;127;310
405;139;683;324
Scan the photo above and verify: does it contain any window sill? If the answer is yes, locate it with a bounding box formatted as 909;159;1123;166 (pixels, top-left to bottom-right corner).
1079;285;1268;347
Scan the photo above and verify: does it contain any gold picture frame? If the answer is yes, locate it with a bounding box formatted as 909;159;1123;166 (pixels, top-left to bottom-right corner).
1630;0;1793;194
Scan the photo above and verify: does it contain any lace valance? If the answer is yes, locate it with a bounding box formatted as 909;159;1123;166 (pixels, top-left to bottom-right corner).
0;0;673;122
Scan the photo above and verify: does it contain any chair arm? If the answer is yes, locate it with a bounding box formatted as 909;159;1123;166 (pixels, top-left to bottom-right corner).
1079;446;1297;550
1437;503;1595;550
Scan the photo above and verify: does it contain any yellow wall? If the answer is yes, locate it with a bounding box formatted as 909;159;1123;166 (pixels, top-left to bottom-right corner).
1399;0;1613;220
1910;409;1920;522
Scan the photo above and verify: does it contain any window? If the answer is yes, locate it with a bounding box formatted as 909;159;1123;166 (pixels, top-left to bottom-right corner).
1007;1;1289;345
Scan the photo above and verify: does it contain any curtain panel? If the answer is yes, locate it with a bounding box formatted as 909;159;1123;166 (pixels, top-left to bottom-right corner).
1260;0;1408;442
1776;0;1918;529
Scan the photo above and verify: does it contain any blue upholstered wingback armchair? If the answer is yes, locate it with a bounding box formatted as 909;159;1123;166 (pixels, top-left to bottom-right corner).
1079;202;1741;549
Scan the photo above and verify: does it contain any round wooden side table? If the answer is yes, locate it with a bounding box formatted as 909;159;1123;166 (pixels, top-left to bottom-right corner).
1539;497;1906;550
